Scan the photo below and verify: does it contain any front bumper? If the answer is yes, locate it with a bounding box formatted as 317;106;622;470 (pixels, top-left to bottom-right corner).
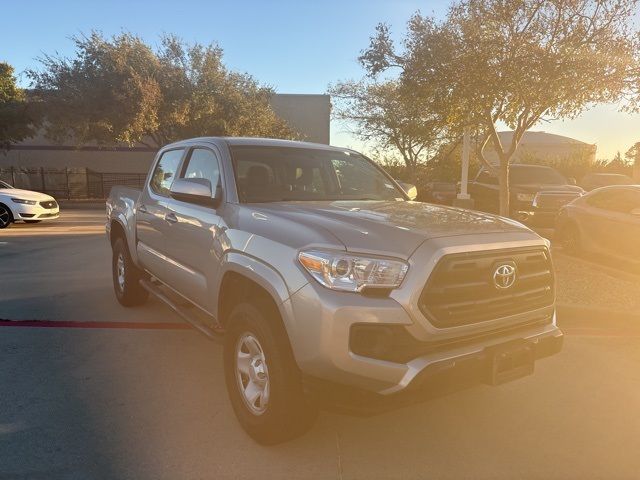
304;331;562;414
13;201;60;221
287;278;562;397
285;236;562;398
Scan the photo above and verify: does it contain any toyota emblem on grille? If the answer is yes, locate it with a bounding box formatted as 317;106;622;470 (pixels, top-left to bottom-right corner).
493;263;516;289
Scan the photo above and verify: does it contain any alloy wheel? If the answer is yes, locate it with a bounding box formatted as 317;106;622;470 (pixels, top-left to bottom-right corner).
0;206;10;228
235;333;270;415
117;253;126;292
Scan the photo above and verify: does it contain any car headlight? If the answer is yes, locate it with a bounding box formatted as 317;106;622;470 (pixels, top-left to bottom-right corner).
298;250;409;292
516;193;536;202
11;198;37;205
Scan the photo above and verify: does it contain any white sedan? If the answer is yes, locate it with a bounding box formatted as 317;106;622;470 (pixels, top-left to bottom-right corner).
0;180;60;229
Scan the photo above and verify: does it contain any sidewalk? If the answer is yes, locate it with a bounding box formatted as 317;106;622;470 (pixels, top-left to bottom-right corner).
58;199;106;209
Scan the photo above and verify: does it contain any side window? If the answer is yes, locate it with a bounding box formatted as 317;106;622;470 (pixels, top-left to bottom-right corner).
181;148;221;191
587;190;639;213
476;170;497;185
150;149;184;197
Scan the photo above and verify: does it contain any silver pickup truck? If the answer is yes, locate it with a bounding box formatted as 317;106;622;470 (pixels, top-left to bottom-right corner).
106;137;563;444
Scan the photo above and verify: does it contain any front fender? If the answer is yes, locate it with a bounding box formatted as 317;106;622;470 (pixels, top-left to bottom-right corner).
215;251;302;336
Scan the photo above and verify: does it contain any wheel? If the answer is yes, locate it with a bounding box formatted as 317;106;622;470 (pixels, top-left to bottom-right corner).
24;220;42;224
224;301;317;444
112;237;149;306
0;204;13;229
559;222;581;254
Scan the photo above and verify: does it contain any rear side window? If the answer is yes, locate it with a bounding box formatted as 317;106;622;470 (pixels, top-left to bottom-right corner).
150;149;184;196
181;148;221;190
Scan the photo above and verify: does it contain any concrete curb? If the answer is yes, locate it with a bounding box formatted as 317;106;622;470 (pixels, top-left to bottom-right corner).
557;303;640;330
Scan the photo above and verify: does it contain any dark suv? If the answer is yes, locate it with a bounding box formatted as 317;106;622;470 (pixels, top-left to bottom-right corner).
469;164;584;226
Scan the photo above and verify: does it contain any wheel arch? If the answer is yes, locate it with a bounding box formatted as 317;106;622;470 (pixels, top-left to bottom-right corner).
0;201;15;225
216;253;296;343
109;217;140;264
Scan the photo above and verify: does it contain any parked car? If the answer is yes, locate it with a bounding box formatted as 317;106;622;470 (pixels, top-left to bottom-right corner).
556;185;640;262
0;180;60;229
107;138;562;444
421;182;457;205
468;164;584;226
579;173;634;191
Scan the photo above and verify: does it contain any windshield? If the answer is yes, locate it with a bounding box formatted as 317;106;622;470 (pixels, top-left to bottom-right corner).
510;167;567;185
231;146;406;203
0;180;12;189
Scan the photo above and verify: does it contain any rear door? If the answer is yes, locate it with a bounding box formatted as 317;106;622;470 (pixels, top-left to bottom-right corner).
599;189;640;261
469;169;499;213
161;146;224;311
135;148;186;280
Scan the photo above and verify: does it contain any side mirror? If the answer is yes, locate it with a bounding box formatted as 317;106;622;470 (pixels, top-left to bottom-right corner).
170;178;218;207
398;181;418;200
567;177;577;186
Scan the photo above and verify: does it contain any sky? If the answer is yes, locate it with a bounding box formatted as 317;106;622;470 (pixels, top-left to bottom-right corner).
1;0;638;160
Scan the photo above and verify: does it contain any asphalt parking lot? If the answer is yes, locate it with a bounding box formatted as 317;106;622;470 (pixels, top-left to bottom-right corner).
2;209;640;479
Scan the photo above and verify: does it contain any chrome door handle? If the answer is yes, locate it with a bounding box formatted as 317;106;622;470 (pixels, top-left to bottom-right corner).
138;204;148;214
164;212;178;224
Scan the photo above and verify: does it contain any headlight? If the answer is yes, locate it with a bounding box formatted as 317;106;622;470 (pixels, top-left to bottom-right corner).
11;198;37;205
298;250;408;292
516;193;535;202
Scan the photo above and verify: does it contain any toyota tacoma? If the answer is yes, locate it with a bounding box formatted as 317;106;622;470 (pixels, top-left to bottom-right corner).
106;137;562;444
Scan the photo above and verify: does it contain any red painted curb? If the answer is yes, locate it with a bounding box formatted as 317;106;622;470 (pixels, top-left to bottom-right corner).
0;319;192;330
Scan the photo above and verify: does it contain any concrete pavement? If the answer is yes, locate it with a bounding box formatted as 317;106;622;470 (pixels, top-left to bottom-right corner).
2;210;640;479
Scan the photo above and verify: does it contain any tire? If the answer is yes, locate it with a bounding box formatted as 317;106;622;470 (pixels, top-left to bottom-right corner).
224;301;317;444
0;204;13;229
24;220;42;224
112;237;149;307
559;222;581;254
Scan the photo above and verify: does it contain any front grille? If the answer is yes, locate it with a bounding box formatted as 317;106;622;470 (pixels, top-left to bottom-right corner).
39;212;58;218
40;200;58;209
418;247;554;328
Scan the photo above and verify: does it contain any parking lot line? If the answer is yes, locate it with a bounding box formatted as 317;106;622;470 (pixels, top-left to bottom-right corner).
0;319;191;330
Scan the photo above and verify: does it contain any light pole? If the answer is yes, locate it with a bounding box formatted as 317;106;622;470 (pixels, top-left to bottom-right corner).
453;126;475;209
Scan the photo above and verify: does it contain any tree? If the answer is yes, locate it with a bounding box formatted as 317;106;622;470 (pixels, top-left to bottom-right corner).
0;62;37;150
361;0;639;216
625;142;640;165
329;77;456;183
28;33;297;148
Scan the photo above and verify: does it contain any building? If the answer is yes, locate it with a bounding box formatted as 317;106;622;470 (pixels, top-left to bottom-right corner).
0;93;331;175
483;131;597;166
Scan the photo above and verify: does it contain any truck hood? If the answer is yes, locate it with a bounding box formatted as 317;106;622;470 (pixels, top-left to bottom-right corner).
0;188;56;201
251;200;531;258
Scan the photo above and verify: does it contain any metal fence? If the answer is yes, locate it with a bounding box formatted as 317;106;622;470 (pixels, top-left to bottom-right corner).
0;167;147;199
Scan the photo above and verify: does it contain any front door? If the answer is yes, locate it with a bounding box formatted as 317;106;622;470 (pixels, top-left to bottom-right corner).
162;147;224;312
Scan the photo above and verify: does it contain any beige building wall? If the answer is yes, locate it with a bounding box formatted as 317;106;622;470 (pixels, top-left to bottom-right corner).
0;93;331;174
483;131;597;166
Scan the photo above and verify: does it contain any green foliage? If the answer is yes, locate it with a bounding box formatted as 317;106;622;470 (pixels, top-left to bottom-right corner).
625;142;640;166
360;0;640;214
517;149;598;180
329;79;457;182
0;62;37;150
28;33;297;148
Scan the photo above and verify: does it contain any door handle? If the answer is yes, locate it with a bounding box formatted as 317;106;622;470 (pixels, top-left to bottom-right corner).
164;212;178;224
138;204;148;214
